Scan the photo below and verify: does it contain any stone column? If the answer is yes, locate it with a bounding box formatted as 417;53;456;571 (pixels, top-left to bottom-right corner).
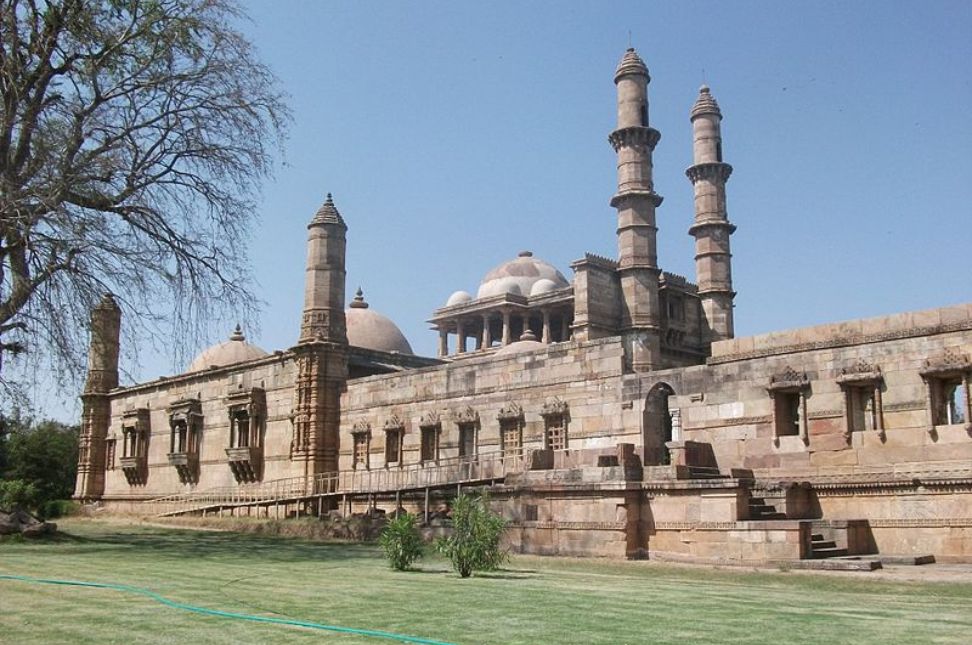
482;314;492;349
542;311;551;344
456;319;465;354
438;327;448;357
502;311;511;346
561;316;569;342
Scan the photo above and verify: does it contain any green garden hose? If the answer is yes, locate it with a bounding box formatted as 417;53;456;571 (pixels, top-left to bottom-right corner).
0;574;455;644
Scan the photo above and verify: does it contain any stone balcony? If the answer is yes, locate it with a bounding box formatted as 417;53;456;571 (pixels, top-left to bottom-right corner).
167;451;199;485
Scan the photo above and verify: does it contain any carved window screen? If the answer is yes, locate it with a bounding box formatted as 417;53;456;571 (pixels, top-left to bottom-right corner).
500;418;522;457
458;422;477;460
385;429;402;465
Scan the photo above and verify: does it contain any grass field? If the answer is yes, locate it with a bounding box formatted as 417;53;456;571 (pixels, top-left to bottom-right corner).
1;519;970;645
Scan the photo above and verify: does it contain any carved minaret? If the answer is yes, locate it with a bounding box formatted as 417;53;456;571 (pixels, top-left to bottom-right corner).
291;194;348;482
609;48;663;372
75;293;121;501
687;85;735;344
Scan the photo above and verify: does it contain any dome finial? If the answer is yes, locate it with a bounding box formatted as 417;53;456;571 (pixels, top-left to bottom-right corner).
350;287;368;309
230;324;245;341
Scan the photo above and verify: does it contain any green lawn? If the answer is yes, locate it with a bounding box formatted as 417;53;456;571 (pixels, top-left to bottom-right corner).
1;519;970;645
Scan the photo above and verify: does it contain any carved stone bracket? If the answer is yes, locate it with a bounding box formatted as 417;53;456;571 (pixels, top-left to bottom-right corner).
351;420;372;437
608;125;661;152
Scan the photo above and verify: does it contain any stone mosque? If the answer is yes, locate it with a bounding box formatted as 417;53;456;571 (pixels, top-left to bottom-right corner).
75;49;972;564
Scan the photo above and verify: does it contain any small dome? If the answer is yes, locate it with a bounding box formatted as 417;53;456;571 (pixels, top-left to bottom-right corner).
445;290;473;307
530;278;560;296
494;329;545;357
476;251;568;299
346;288;414;355
187;325;269;373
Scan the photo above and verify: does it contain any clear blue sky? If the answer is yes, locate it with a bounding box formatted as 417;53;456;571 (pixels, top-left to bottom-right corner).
31;0;972;419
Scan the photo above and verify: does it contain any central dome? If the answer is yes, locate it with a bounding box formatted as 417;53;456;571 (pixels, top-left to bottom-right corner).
187;326;269;373
346;289;414;355
476;251;568;299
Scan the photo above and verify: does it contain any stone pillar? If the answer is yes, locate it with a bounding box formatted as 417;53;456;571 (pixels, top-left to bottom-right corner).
502;310;511;346
609;48;663;372
456;319;465;354
687;85;736;345
292;194;349;488
542;310;551;344
482;314;492;349
561;316;569;342
438;327;448;357
75;293;121;502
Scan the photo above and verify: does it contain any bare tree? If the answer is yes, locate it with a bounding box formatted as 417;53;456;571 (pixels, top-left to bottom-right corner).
0;0;289;394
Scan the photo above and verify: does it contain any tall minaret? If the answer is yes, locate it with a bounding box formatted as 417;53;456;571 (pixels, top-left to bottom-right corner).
686;85;735;344
291;193;348;484
75;293;121;501
609;48;663;372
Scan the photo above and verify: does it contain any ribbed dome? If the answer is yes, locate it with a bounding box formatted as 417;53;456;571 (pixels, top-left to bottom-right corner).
476;251;568;299
691;85;722;119
614;47;649;82
346;289;414;355
187;326;269;373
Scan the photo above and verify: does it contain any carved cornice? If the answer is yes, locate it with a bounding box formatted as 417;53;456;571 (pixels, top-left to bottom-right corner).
688;219;736;237
383;414;405;431
453;405;479;425
121;407;150;432
920;349;972;378
608;126;660;152
685;162;732;184
767;367;810;392
419;410;441;429
497;402;524;422
168;398;202;426
540;397;569;419
351;420;371;436
836;360;883;385
225;385;266;417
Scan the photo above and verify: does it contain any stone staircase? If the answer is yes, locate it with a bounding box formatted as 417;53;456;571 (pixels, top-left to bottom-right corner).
809;531;849;559
747;496;787;520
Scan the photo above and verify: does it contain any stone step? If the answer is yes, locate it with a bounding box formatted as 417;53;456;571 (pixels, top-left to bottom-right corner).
811;533;825;541
811;539;838;550
789;559;882;572
811;547;849;559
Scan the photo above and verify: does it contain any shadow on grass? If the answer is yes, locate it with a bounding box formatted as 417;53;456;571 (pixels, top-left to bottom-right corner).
38;524;380;565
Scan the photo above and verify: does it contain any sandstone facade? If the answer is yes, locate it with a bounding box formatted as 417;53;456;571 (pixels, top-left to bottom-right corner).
75;49;972;563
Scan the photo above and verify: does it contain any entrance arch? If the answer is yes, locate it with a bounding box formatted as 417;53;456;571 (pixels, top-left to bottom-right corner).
643;382;676;466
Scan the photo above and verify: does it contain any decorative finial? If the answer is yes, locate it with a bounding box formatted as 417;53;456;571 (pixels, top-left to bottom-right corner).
350;287;368;309
230;324;245;341
518;250;533;258
691;83;721;119
520;329;538;342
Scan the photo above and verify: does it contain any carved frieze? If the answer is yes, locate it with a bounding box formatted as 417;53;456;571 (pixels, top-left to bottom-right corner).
419;410;441;429
767;367;810;392
453;405;479;425
836;359;882;385
497;402;524;422
540;397;569;419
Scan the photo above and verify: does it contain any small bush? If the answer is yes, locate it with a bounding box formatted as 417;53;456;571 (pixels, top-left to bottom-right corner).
39;499;79;519
0;479;40;511
436;493;508;578
379;513;424;571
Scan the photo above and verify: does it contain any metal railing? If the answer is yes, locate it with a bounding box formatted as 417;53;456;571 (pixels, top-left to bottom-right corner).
148;448;531;517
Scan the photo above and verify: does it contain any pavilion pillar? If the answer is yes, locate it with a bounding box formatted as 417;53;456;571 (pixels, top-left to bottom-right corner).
482;314;492;349
542;310;551;344
502;311;511;345
456;319;465;354
438;327;448;357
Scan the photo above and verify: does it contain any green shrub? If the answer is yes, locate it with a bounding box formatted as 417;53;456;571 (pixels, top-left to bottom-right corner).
0;479;40;511
39;499;79;519
379;513;424;571
436;493;508;578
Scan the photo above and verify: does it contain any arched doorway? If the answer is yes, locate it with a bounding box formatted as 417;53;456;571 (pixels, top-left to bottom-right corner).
643;383;675;466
